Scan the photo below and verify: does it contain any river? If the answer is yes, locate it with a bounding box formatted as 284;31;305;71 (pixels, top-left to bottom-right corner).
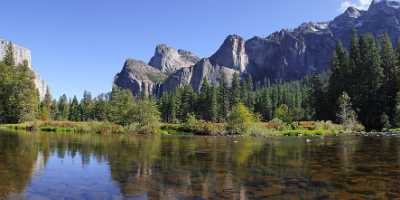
0;130;399;199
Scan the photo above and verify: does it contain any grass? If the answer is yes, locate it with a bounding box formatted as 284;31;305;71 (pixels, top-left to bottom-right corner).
1;121;125;134
1;119;357;137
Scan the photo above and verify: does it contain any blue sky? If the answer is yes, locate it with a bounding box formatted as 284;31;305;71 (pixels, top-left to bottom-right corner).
0;0;371;98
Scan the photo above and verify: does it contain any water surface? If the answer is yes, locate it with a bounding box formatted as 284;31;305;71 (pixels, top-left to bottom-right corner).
0;130;399;199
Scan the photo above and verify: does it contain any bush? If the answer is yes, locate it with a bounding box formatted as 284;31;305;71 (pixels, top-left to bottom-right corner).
268;118;288;131
226;103;256;135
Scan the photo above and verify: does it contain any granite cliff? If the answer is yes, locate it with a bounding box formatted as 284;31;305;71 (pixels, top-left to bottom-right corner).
115;0;400;96
0;38;48;99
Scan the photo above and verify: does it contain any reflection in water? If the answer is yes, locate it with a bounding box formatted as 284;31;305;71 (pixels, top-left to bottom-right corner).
0;130;399;199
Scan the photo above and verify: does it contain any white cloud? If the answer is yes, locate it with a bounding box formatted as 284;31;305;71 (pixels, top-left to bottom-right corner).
340;0;373;11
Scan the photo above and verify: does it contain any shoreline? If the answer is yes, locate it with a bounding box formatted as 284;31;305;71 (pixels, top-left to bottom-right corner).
1;120;399;137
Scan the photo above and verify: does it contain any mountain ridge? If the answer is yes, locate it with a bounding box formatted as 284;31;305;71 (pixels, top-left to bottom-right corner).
114;0;400;96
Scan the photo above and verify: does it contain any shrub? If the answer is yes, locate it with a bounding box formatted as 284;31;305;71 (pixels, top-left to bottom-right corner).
226;103;256;135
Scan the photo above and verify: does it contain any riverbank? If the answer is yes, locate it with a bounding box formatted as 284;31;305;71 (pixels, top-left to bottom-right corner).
0;121;125;134
161;120;357;137
0;120;380;137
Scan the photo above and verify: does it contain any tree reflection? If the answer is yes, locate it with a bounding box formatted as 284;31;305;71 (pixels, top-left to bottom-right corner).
0;131;399;199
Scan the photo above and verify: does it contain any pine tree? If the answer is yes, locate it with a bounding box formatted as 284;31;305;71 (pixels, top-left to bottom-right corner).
231;72;241;107
108;87;135;125
198;79;211;120
40;87;52;120
355;34;384;130
328;41;349;120
381;33;398;123
209;85;218;122
218;73;230;121
92;94;109;121
57;94;69;120
310;75;327;120
79;91;93;121
394;91;400;127
180;85;196;120
68;96;80;121
4;42;15;66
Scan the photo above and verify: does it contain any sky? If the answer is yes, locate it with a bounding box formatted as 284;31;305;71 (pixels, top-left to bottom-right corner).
0;0;373;98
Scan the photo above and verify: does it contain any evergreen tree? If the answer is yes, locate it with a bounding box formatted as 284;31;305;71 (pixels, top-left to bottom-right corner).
218;73;230;121
92;94;109;121
209;85;218;122
198;79;211;120
40;87;52;120
68;96;80;121
355;34;384;130
1;62;39;122
230;73;241;107
79;91;93;121
56;94;69;120
394;91;400;127
180;85;196;121
108;87;135;125
328;42;349;120
381;33;398;123
310;75;327;120
4;42;15;66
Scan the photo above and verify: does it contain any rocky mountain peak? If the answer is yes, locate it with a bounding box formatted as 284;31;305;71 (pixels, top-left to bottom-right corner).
148;44;199;75
209;34;249;72
115;0;400;97
114;59;166;96
344;6;363;18
368;0;400;16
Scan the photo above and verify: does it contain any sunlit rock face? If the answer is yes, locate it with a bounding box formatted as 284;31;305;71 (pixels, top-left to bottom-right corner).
114;59;167;96
115;0;400;95
209;35;249;73
149;44;199;75
0;38;48;99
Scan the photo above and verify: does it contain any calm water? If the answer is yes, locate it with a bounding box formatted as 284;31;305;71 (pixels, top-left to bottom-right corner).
0;131;400;200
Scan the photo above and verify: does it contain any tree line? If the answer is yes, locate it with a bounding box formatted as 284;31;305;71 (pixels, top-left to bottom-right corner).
3;31;400;132
311;31;400;130
159;74;311;124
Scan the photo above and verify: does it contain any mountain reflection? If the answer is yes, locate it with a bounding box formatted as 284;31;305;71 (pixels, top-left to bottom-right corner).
0;130;399;199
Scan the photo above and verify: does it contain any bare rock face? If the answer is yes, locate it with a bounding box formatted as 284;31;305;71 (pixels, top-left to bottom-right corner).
161;58;238;92
148;44;199;75
114;59;167;96
245;22;336;82
115;0;400;96
210;35;248;72
0;38;48;99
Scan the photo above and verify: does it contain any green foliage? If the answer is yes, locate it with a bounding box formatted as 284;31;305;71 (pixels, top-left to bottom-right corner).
274;104;291;123
226;103;256;135
56;94;69;120
68;96;80;121
108;87;135;125
336;92;362;131
127;99;160;134
4;42;15;66
0;62;39;123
